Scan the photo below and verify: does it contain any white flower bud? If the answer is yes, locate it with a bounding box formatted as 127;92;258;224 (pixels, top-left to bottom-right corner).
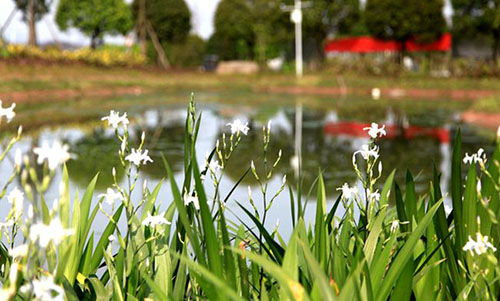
141;131;146;143
52;199;59;211
120;139;126;154
247;186;252;198
282;174;287;184
27;205;33;219
15;148;22;168
378;161;383;174
17;126;23;136
112;167;116;177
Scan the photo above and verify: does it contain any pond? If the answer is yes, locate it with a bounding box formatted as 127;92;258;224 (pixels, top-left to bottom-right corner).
1;90;497;237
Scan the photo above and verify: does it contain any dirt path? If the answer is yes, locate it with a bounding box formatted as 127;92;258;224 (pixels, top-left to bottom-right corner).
461;111;500;130
257;86;500;100
0;86;147;103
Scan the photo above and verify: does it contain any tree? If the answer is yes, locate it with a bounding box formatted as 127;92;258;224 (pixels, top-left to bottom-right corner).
132;0;191;44
15;0;51;46
55;0;133;49
365;0;446;63
210;0;255;60
452;0;500;61
250;0;291;63
301;0;365;61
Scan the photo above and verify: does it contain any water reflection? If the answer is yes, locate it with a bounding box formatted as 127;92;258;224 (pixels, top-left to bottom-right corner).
40;102;495;197
1;93;497;237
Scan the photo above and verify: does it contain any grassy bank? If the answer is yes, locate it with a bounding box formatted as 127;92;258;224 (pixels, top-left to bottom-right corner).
2;61;500;99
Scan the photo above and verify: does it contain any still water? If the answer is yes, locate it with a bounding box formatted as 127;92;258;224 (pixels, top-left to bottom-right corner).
1;91;497;237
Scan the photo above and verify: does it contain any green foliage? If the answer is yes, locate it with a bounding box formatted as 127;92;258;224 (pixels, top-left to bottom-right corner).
365;0;446;58
132;0;191;44
452;0;500;60
55;0;133;48
14;0;51;21
166;35;206;68
251;0;291;63
209;0;255;60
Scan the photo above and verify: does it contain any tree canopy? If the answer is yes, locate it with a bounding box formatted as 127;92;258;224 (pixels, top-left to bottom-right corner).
209;0;255;60
365;0;446;60
132;0;191;44
55;0;133;48
15;0;52;46
452;0;500;61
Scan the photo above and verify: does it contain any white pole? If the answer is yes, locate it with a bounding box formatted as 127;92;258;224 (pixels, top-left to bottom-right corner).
294;0;303;77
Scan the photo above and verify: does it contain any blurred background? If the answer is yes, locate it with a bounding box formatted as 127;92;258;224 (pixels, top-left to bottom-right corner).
0;0;499;232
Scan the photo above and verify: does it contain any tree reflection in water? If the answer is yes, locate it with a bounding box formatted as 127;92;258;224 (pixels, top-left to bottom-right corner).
51;101;497;201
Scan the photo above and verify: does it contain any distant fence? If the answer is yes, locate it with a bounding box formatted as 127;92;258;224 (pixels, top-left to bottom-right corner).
325;33;452;54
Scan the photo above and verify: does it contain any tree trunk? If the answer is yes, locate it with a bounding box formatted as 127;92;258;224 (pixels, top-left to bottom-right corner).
493;30;499;63
28;0;37;46
90;28;100;49
138;0;147;57
397;40;406;65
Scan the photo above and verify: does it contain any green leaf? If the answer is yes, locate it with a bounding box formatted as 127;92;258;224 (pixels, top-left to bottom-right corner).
451;129;465;250
376;199;443;301
89;205;123;274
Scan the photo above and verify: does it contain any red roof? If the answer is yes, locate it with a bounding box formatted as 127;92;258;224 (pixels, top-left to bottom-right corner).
325;33;451;53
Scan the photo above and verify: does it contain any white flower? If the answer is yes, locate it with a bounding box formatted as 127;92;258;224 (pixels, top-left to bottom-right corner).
7;187;24;220
354;144;379;161
32;275;65;301
142;212;170;227
102;110;129;129
363;123;386;139
390;220;399;233
183;191;200;210
227;119;249;135
463;233;497;256
337;183;358;200
125;148;153;166
207;158;221;173
33;141;72;170
368;190;380;203
98;188;123;206
19;283;33;295
0;219;14;229
463;148;486;165
29;219;73;248
9;244;28;260
0;101;16;123
108;234;116;242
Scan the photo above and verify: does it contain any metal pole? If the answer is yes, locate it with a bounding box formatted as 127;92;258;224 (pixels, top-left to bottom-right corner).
294;103;303;179
294;0;303;77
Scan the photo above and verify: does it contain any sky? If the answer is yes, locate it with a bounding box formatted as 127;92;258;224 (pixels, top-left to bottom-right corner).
1;0;452;46
0;0;221;46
